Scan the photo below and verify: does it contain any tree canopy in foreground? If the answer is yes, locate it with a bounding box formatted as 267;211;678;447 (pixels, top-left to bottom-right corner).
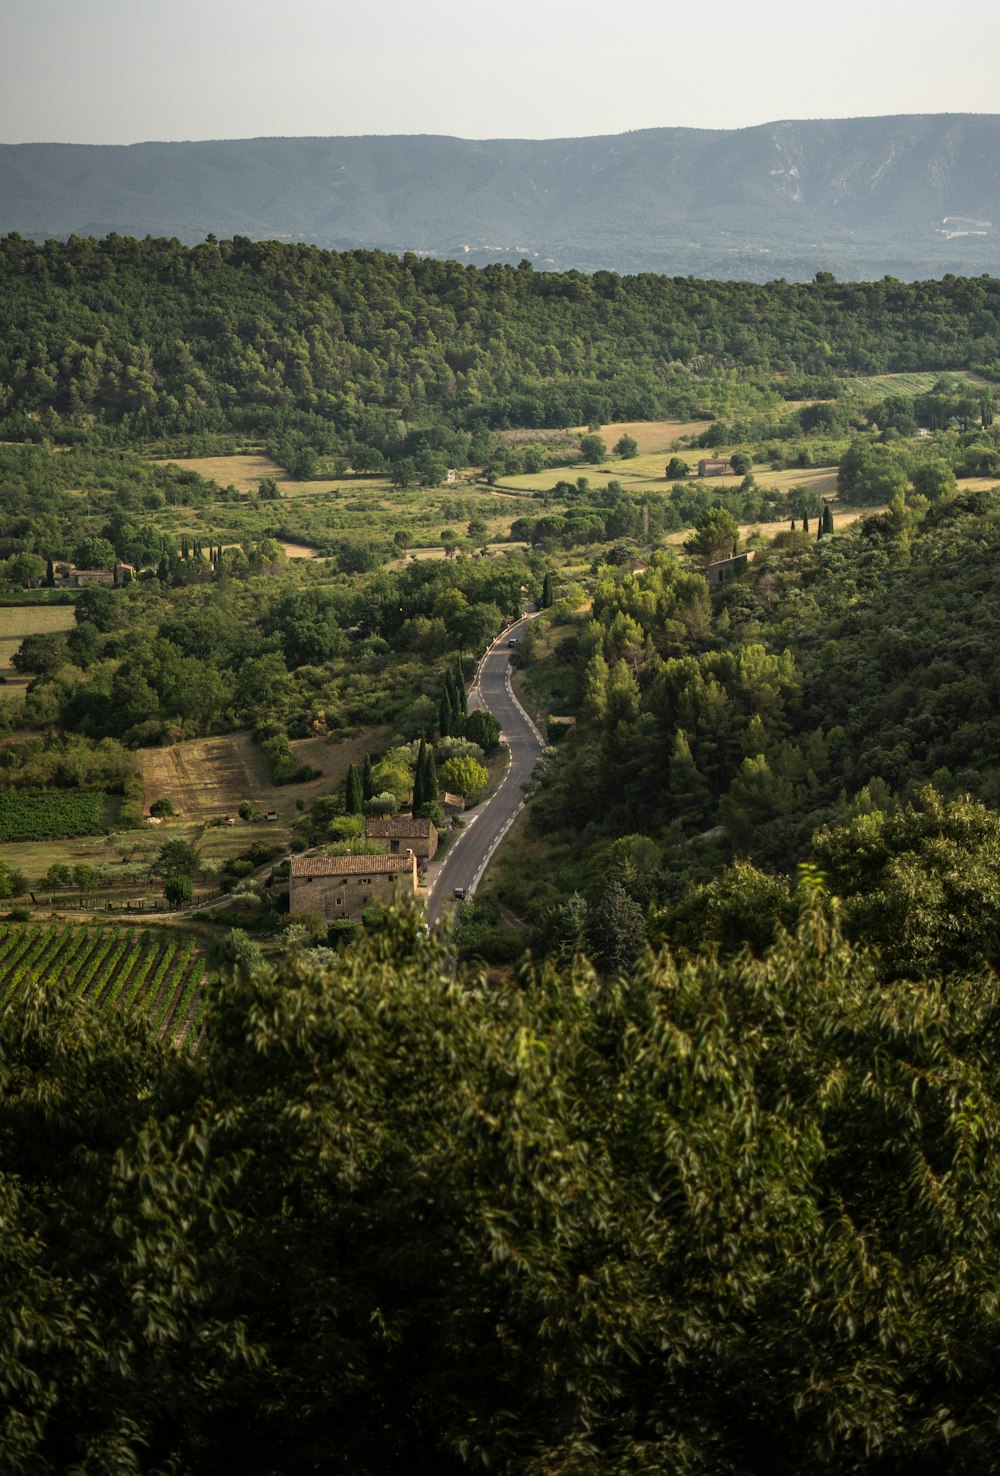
2;907;1000;1473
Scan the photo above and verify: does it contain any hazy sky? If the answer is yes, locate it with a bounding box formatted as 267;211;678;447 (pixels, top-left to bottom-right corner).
2;0;999;144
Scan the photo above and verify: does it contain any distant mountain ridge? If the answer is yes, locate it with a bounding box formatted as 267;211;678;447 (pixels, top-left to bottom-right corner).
3;115;1000;281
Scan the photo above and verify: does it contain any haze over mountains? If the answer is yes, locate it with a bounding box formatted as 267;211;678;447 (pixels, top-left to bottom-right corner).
3;114;1000;281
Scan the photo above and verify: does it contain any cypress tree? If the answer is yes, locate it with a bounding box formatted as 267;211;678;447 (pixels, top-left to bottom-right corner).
438;693;452;738
362;753;374;801
456;665;468;716
45;558;55;587
822;503;834;535
542;571;554;608
424;747;438;808
345;763;363;815
412;739;427;812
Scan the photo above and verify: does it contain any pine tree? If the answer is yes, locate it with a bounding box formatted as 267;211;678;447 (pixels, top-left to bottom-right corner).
667;728;711;830
345;763;363;816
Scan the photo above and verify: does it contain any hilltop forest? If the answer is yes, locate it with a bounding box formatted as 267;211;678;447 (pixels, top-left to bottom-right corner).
5;236;1000;1471
3;234;1000;463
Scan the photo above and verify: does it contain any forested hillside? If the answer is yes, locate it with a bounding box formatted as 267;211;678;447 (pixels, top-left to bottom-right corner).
488;487;1000;981
4;235;1000;459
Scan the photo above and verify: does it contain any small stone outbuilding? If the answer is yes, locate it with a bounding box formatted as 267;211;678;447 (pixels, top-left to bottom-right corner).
289;853;417;923
364;814;438;860
705;550;756;586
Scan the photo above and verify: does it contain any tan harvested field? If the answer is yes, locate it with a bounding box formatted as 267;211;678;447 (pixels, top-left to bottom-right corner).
138;727;392;825
665;499;887;548
0;604;77;671
392;540;528;567
155;453;381;502
571;420;709;453
154;453;287;492
279;540;322;559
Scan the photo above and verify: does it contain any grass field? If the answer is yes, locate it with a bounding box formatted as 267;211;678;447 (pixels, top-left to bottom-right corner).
0;603;77;672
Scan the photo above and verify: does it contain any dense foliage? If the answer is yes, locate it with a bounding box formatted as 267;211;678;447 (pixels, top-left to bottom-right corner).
4;910;1000;1473
4;235;1000;456
0;789;106;841
497;488;1000;964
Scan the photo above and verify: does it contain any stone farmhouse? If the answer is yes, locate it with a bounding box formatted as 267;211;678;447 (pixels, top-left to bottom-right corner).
705;550;756;586
289;853;418;924
364;814;438;860
54;562;135;588
698;457;734;477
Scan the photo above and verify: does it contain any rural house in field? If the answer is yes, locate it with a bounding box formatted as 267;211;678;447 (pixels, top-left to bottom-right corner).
289;853;418;923
364;814;438;860
705;550;756;586
698;457;735;477
53;562;135;588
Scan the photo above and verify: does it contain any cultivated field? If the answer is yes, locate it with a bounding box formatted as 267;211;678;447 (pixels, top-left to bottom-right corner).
0;603;77;672
842;370;991;396
138;727;391;825
0;921;208;1046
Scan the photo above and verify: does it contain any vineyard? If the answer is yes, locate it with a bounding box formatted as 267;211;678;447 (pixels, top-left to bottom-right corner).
0;923;209;1046
0;790;107;841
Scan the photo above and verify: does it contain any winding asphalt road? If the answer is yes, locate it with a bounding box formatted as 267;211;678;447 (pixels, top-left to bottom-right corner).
425;615;543;926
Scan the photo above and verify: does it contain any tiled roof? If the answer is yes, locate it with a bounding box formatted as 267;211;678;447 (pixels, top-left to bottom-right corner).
291;854;415;877
365;816;434;839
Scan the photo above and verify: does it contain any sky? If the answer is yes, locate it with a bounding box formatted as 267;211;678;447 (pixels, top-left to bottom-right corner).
2;0;999;145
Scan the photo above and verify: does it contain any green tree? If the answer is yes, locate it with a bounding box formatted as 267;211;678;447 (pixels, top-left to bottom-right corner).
438;755;489;802
154;838;200;878
910;458;957;501
464;709;502;754
666;456;690;479
812;787;1000;979
579;433;607;464
74;536;117;570
589;880;645;975
164;874;193;908
613;434;638;459
684;506;740;563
